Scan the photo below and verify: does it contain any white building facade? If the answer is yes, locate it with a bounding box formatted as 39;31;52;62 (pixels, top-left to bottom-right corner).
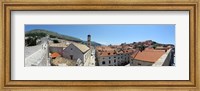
96;51;133;66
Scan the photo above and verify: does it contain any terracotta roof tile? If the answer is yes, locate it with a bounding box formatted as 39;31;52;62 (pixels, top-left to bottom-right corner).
51;52;61;58
96;45;137;57
131;49;165;63
123;49;134;53
97;50;117;57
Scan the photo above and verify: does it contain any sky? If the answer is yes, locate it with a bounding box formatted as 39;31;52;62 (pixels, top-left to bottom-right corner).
25;24;175;45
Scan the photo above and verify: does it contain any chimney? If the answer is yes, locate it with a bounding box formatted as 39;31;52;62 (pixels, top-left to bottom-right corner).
87;35;91;48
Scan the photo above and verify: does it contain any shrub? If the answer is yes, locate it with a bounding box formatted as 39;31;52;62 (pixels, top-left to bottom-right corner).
49;35;57;38
53;40;59;43
25;37;37;46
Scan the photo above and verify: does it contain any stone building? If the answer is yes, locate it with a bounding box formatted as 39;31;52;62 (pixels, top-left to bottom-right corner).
62;43;91;63
48;40;68;55
96;46;134;66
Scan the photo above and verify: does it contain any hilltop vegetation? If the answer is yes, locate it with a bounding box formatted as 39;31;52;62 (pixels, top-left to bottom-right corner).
25;29;102;46
25;32;47;39
25;29;82;42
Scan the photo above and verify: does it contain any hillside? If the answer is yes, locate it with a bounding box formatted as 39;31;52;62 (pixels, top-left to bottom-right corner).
25;29;102;46
25;29;82;42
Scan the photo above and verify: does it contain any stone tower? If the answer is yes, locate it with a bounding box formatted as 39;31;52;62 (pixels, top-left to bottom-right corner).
87;35;91;48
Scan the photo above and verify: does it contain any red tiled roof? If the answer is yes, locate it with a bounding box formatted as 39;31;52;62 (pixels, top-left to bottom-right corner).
131;49;165;63
123;49;134;53
96;46;114;51
96;45;137;57
97;49;135;57
97;50;117;57
51;52;61;58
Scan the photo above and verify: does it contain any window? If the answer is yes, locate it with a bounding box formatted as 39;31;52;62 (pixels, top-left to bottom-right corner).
108;53;110;55
102;61;105;64
109;60;111;64
114;56;116;58
114;59;116;63
71;48;73;50
118;57;120;59
109;57;111;59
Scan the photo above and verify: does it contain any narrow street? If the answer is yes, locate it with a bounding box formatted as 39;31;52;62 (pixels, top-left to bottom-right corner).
89;48;96;66
84;48;96;66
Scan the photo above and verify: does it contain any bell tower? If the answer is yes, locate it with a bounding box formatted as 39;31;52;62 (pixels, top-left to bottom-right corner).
87;35;91;48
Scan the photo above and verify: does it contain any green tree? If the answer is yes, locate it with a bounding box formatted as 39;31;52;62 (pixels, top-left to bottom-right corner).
153;44;158;49
49;35;57;38
25;32;47;39
138;45;145;52
25;37;38;46
53;40;59;43
152;41;157;45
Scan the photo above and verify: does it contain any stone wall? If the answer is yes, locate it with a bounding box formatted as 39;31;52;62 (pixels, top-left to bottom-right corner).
49;47;63;54
25;42;48;66
130;59;153;66
152;49;173;66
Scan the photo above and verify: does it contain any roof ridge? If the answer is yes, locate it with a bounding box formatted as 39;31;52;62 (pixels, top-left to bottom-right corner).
132;50;140;59
70;43;90;53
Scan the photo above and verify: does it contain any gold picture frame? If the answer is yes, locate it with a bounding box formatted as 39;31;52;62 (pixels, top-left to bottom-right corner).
0;0;199;91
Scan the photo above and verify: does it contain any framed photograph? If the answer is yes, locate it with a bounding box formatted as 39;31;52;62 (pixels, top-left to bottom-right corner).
0;0;199;90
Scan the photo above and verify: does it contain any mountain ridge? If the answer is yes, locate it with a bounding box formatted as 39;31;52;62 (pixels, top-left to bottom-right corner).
25;29;102;46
